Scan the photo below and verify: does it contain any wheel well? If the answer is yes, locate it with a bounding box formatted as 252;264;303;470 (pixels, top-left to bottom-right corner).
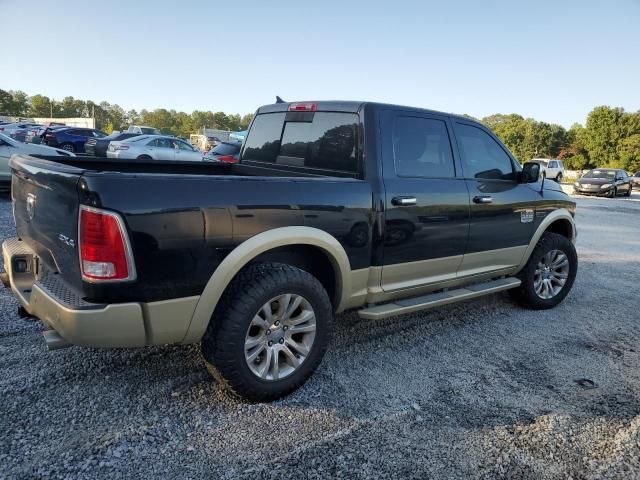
249;245;339;308
545;218;573;240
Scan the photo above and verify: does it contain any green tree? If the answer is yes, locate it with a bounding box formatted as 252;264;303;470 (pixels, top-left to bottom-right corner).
618;134;640;172
29;94;55;117
582;106;639;167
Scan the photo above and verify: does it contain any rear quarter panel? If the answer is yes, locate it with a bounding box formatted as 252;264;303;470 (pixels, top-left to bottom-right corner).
79;173;373;303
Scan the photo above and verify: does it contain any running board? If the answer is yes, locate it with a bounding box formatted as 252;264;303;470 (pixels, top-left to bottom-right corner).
358;277;521;320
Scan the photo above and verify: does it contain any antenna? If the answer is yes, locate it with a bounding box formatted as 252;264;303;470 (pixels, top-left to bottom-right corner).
275;96;285;104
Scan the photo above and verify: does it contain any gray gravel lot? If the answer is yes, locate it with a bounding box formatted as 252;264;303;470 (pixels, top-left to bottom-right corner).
1;191;640;479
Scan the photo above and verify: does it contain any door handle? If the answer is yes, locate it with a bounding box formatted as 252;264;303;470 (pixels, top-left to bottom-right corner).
473;195;493;204
392;196;417;206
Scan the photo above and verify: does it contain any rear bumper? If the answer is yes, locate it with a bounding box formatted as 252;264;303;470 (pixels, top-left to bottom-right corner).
2;238;199;348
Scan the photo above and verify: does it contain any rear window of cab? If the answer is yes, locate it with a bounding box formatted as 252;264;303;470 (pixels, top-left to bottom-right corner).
241;112;359;175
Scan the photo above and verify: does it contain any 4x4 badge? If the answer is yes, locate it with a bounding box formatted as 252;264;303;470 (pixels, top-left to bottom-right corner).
520;209;534;223
26;194;36;221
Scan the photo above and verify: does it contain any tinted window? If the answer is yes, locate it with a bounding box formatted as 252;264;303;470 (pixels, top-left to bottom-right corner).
393;116;454;178
455;123;515;180
211;142;241;156
548;160;557;168
242;113;286;163
243;112;359;173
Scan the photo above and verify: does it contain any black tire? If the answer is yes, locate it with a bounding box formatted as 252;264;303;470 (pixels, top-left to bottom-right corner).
202;262;333;402
608;187;617;198
556;174;563;183
509;232;577;310
137;155;152;160
625;186;632;197
61;142;75;153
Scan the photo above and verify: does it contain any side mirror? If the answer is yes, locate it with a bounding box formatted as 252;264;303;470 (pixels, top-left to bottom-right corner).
520;162;540;183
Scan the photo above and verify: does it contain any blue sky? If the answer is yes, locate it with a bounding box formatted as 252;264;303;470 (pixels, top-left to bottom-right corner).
1;0;639;127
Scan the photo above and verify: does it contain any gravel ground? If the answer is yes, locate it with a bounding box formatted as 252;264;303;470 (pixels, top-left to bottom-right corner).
1;190;640;479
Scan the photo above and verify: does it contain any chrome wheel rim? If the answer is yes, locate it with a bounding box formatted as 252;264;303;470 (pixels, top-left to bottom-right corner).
62;144;73;152
244;294;316;381
534;249;569;299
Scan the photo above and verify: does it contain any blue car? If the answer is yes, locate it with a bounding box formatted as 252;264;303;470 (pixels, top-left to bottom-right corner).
44;127;108;153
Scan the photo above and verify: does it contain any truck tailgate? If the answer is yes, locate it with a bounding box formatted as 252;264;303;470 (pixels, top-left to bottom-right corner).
10;155;84;291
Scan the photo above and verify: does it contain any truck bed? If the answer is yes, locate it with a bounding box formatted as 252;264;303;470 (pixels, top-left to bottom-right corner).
9;154;373;305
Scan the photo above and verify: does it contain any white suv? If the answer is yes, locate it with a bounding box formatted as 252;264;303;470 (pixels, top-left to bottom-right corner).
531;158;564;183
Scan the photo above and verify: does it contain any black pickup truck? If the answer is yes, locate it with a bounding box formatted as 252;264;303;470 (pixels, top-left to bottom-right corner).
1;101;577;401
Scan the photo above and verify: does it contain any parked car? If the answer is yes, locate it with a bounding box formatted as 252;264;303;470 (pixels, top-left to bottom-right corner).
1;100;579;402
0;132;74;189
631;172;640;187
25;122;66;144
85;132;143;157
203;140;241;163
0;122;42;142
107;135;203;161
573;168;633;197
530;158;564;182
43;127;108;153
126;125;161;135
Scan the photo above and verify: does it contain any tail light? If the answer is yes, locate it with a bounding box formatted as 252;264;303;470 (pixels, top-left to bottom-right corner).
79;206;136;282
218;155;238;163
288;102;317;112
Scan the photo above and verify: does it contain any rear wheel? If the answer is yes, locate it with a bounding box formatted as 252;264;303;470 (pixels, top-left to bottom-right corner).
61;143;75;153
202;263;333;402
137;155;152;160
510;232;577;309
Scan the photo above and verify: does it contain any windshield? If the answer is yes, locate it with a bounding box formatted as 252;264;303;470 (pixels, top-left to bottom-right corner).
125;135;150;143
140;127;160;135
583;169;616;179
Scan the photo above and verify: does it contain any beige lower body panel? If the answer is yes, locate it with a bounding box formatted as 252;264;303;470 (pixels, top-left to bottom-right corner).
2;238;200;348
352;245;527;307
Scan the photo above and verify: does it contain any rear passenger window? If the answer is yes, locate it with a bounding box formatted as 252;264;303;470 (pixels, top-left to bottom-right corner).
455;123;515;180
242;112;359;174
393;116;455;178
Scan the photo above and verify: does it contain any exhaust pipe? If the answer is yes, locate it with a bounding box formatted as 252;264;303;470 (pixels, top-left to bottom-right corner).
43;330;71;350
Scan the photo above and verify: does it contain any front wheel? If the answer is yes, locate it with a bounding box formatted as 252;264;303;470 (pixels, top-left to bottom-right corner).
556;173;563;183
510;232;577;309
61;143;75;153
202;263;333;402
608;187;617;198
625;186;632;197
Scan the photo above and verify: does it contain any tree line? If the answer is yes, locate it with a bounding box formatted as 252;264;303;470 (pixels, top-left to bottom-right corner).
0;89;254;137
1;89;639;171
479;108;640;172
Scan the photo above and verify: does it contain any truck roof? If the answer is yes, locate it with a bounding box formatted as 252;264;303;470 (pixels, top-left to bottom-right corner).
255;100;478;124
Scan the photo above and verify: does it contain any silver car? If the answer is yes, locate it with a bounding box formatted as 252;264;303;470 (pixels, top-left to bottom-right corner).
0;132;74;188
107;135;203;161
